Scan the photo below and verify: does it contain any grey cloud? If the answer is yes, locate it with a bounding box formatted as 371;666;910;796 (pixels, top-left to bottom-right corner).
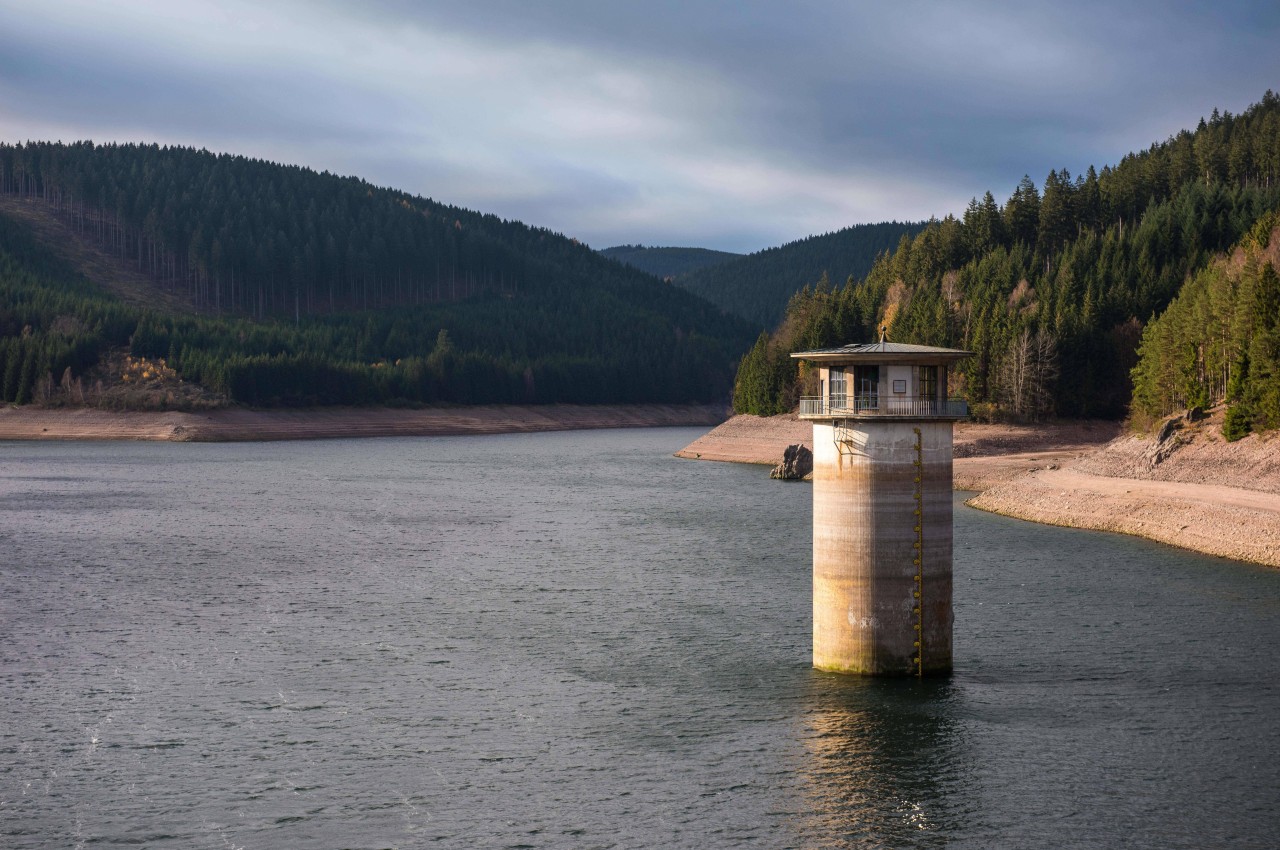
1;0;1277;252
352;0;1278;196
0;32;423;152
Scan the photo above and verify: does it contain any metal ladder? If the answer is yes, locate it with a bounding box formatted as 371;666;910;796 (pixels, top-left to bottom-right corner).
912;426;924;677
833;419;857;455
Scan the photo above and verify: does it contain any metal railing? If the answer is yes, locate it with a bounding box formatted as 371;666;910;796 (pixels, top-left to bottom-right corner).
799;396;969;418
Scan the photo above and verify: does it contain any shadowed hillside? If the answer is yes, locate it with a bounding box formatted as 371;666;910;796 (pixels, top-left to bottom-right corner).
0;144;757;408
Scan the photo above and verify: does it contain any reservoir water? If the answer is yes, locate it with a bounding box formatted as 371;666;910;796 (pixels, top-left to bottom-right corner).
1;427;1278;849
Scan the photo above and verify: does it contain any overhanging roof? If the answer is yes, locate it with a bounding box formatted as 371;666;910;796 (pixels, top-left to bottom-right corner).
790;341;972;363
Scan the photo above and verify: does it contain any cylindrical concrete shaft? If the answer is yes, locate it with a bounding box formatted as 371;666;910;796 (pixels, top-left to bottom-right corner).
812;420;954;675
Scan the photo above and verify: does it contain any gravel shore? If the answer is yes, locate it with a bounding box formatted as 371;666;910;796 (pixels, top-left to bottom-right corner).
970;410;1280;566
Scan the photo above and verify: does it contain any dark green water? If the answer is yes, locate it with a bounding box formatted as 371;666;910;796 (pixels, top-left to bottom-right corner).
1;428;1277;848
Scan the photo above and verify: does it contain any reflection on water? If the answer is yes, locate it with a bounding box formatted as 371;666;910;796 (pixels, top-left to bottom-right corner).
796;676;966;848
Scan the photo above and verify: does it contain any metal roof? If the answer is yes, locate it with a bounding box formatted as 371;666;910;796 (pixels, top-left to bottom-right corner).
790;341;972;362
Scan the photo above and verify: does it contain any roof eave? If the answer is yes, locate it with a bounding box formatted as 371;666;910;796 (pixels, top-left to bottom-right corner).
790;350;972;363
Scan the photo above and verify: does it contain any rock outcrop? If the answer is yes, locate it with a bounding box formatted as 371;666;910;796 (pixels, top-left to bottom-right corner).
1143;416;1183;469
770;443;813;480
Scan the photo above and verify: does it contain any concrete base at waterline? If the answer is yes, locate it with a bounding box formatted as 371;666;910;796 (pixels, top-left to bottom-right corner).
811;420;954;676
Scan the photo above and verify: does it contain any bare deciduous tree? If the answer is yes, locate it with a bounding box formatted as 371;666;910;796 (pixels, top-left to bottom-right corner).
999;328;1058;420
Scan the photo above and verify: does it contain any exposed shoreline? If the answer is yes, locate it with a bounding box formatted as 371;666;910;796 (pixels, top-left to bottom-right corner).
675;412;1280;568
0;403;729;442
673;413;1119;489
8;403;1277;567
967;467;1280;566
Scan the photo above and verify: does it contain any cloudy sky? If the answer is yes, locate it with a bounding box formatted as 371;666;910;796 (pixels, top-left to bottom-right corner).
1;1;1277;253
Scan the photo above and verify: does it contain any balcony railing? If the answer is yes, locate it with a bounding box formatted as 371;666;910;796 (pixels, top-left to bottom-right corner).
799;396;969;418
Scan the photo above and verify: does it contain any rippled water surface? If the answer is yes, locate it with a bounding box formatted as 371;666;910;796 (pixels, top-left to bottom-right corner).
2;428;1278;848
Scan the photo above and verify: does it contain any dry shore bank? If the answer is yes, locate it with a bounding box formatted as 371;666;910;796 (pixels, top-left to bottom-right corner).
0;403;728;442
969;410;1280;567
676;411;1280;567
673;413;1119;489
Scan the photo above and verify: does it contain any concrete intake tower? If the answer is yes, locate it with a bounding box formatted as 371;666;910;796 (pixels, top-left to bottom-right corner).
793;340;971;676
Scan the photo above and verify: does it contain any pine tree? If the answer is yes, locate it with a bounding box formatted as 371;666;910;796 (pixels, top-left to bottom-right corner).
1003;176;1041;248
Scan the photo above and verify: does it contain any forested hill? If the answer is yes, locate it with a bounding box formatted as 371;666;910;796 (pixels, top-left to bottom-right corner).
0;142;746;319
0;143;757;408
598;245;741;279
1130;212;1280;439
734;91;1280;427
676;220;927;329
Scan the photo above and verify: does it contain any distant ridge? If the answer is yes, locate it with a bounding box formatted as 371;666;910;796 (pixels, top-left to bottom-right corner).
676;220;927;328
599;244;742;280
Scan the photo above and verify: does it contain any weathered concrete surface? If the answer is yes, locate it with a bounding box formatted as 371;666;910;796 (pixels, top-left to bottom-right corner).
812;421;954;675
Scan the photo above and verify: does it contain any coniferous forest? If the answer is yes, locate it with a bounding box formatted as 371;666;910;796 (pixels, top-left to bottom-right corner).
1130;210;1280;439
734;92;1280;430
0;143;757;408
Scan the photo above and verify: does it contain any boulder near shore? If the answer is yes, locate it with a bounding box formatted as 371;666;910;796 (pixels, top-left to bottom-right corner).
769;444;813;480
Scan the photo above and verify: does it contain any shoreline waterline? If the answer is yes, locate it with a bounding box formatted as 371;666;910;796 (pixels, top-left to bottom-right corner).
0;402;729;442
675;413;1280;568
